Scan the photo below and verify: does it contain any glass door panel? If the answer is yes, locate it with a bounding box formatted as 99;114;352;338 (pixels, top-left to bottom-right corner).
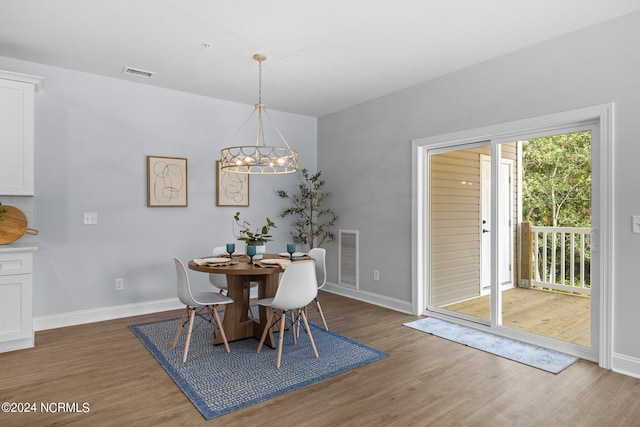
501;131;592;347
429;144;490;321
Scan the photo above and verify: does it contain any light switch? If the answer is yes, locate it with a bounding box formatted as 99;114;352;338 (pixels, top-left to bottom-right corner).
632;215;640;234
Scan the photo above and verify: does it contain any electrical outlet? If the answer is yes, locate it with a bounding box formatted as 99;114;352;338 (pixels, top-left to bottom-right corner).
373;270;380;281
115;278;124;290
84;212;98;225
633;216;640;234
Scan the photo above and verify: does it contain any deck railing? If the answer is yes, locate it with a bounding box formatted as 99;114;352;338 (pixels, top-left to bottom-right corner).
523;224;591;295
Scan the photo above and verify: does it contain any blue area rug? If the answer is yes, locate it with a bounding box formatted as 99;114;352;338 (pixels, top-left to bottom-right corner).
130;316;387;420
403;317;578;374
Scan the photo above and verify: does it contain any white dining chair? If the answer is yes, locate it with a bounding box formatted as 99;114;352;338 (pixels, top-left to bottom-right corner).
209;245;257;319
307;247;329;331
256;260;319;368
208;246;233;293
172;257;233;363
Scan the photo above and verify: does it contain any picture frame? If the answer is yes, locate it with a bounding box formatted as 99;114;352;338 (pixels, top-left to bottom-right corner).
147;155;188;207
216;160;249;207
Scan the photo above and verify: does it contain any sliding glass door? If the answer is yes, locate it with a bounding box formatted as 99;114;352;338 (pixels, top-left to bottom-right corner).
426;126;597;352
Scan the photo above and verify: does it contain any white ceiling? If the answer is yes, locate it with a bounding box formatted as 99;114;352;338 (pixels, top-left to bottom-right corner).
2;0;640;117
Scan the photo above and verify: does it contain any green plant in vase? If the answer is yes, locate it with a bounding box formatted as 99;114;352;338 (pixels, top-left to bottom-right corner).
233;211;276;245
233;212;275;259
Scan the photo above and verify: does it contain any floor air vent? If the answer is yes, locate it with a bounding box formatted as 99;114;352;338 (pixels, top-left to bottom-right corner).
339;230;359;288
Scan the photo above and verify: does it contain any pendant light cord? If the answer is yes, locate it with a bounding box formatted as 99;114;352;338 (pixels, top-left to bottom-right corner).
258;57;262;106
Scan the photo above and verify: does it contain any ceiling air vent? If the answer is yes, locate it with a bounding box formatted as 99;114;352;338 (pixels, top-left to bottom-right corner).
122;67;155;79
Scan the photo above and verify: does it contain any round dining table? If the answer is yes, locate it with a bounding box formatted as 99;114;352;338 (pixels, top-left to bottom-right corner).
188;255;288;349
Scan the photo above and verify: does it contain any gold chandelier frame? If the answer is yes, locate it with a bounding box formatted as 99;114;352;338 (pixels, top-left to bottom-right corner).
219;54;298;174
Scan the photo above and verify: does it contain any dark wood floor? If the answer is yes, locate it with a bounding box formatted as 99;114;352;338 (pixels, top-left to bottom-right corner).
1;292;639;426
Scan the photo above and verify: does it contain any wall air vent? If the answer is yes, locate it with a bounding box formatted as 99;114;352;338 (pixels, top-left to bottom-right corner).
339;229;359;288
122;67;155;79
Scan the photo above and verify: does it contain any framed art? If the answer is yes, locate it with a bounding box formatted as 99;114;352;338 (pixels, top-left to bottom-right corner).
147;155;188;207
216;160;249;207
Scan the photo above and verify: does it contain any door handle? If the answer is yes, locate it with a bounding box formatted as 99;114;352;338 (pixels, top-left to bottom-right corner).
482;228;490;233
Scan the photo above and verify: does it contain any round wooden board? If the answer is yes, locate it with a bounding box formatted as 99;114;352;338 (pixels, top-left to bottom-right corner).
0;206;30;244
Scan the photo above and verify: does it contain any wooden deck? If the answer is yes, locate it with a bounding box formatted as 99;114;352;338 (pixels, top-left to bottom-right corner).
443;287;591;346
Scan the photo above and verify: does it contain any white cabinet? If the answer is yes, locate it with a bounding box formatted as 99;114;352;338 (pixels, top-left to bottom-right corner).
0;246;36;352
0;70;43;196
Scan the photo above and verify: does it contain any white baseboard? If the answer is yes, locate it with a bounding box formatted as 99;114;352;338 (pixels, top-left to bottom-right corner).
33;298;184;331
0;334;34;353
32;288;252;332
612;352;640;379
322;282;413;314
31;286;397;333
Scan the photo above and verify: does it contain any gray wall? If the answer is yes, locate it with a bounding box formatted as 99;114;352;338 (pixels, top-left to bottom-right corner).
319;12;640;362
0;56;317;317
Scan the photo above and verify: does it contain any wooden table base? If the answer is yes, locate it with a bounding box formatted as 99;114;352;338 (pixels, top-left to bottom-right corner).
214;272;280;349
188;257;289;350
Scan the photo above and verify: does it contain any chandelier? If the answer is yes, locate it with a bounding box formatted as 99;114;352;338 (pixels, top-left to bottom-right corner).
219;54;298;174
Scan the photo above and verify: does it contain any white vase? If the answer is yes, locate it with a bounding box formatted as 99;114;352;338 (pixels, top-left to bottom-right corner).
247;242;266;259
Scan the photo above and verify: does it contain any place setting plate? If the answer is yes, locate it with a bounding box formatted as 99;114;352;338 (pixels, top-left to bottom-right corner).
256;258;291;268
278;252;308;259
193;257;239;266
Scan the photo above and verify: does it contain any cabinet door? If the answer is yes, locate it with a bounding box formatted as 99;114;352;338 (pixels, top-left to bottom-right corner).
0;273;33;341
0;78;35;195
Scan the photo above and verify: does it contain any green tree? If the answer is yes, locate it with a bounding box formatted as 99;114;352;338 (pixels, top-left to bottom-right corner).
277;169;338;249
523;131;592;288
522;131;591;227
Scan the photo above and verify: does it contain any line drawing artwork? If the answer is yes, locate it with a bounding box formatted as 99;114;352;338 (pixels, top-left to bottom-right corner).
147;156;187;207
221;170;248;203
216;160;249;206
153;161;182;202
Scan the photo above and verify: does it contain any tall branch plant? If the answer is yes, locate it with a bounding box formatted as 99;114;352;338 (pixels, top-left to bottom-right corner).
277;169;338;249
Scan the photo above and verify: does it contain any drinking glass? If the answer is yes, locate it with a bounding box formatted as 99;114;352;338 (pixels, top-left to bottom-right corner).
287;243;296;260
246;245;256;264
226;243;235;258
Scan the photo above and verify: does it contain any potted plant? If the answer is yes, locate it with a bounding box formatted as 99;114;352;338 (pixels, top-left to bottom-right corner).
233;212;276;257
277;168;338;249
